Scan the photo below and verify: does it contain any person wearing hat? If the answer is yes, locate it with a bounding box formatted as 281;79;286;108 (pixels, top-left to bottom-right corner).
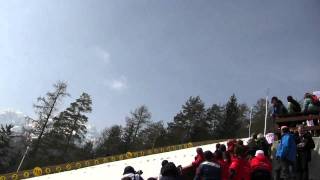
274;126;297;180
122;166;144;180
250;150;272;180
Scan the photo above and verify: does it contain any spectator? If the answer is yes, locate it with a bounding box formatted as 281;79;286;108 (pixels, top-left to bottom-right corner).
215;143;221;153
274;126;297;180
192;148;205;168
247;133;258;157
214;150;229;180
220;144;226;153
122;166;144;180
271;97;288;118
229;145;250;180
250;150;272;180
219;144;231;168
160;162;182;180
295;125;315;180
302;93;320;113
287;96;301;114
181;148;204;179
223;151;232;167
227;139;237;155
162;160;169;167
194;151;222;180
159;160;169;179
271;133;281;160
303;93;320;135
256;133;270;157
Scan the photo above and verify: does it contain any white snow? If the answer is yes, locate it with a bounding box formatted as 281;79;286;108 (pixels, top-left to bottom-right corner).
30;139;249;180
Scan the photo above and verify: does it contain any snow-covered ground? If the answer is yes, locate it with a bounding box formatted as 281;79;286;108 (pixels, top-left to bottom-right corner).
31;139;244;180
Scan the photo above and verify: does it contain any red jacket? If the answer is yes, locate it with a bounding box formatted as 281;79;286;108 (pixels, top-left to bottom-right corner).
192;153;205;168
250;155;272;173
218;159;229;180
229;157;251;180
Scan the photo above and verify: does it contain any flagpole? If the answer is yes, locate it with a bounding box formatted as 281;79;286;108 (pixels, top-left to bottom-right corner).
249;107;253;138
264;96;268;135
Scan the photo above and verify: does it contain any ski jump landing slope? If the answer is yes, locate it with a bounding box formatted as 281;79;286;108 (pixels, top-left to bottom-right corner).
30;137;320;180
30;140;232;180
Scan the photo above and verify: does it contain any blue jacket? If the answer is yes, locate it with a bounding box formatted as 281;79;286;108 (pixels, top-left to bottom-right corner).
194;161;221;180
276;133;297;162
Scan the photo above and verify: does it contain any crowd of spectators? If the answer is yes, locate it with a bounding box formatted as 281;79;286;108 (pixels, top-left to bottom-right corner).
121;92;320;180
271;92;320;136
121;125;315;180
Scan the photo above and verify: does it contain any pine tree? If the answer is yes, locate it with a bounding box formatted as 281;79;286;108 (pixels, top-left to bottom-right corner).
168;96;210;143
0;124;13;173
236;103;250;138
139;121;167;149
216;94;242;139
251;98;272;135
95;125;124;156
51;93;92;157
206;104;224;138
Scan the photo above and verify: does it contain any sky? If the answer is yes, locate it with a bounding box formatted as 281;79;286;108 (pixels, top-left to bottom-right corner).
1;0;320;131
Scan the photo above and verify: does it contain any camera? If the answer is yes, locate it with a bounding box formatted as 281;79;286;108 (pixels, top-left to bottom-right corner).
136;170;143;175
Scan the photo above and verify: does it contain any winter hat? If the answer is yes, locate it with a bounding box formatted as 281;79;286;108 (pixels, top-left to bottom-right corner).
204;151;214;161
123;166;135;175
220;144;227;152
161;160;169;167
161;162;179;177
255;150;265;157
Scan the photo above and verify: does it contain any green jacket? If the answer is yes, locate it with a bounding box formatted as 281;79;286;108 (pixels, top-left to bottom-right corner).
302;98;320;113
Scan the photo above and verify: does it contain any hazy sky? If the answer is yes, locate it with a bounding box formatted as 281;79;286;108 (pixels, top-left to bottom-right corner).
1;0;319;130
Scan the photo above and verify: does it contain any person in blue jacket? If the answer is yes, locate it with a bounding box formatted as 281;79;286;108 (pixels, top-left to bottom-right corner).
274;126;297;180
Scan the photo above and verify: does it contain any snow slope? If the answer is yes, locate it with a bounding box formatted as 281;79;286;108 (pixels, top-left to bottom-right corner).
30;139;246;180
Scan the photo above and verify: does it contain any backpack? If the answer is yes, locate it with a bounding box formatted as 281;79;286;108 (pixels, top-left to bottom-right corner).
311;95;320;106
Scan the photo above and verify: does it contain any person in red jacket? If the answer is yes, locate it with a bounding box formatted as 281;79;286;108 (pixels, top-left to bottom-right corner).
229;144;251;180
227;139;237;155
214;149;229;180
250;150;272;180
192;148;205;168
181;147;204;179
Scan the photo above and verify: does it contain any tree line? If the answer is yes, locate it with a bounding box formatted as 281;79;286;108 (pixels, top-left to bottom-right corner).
0;81;271;173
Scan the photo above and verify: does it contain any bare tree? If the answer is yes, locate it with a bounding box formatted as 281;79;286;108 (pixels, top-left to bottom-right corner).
32;81;69;155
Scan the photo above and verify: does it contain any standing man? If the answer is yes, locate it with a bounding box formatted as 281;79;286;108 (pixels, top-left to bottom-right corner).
274;126;297;180
295;125;315;180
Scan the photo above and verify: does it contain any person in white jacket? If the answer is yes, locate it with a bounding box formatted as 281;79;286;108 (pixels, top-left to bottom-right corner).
121;166;144;180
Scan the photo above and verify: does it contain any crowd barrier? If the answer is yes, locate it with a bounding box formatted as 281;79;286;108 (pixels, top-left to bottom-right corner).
0;139;224;180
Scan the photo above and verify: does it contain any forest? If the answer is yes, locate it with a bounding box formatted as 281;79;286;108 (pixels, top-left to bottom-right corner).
0;81;271;173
